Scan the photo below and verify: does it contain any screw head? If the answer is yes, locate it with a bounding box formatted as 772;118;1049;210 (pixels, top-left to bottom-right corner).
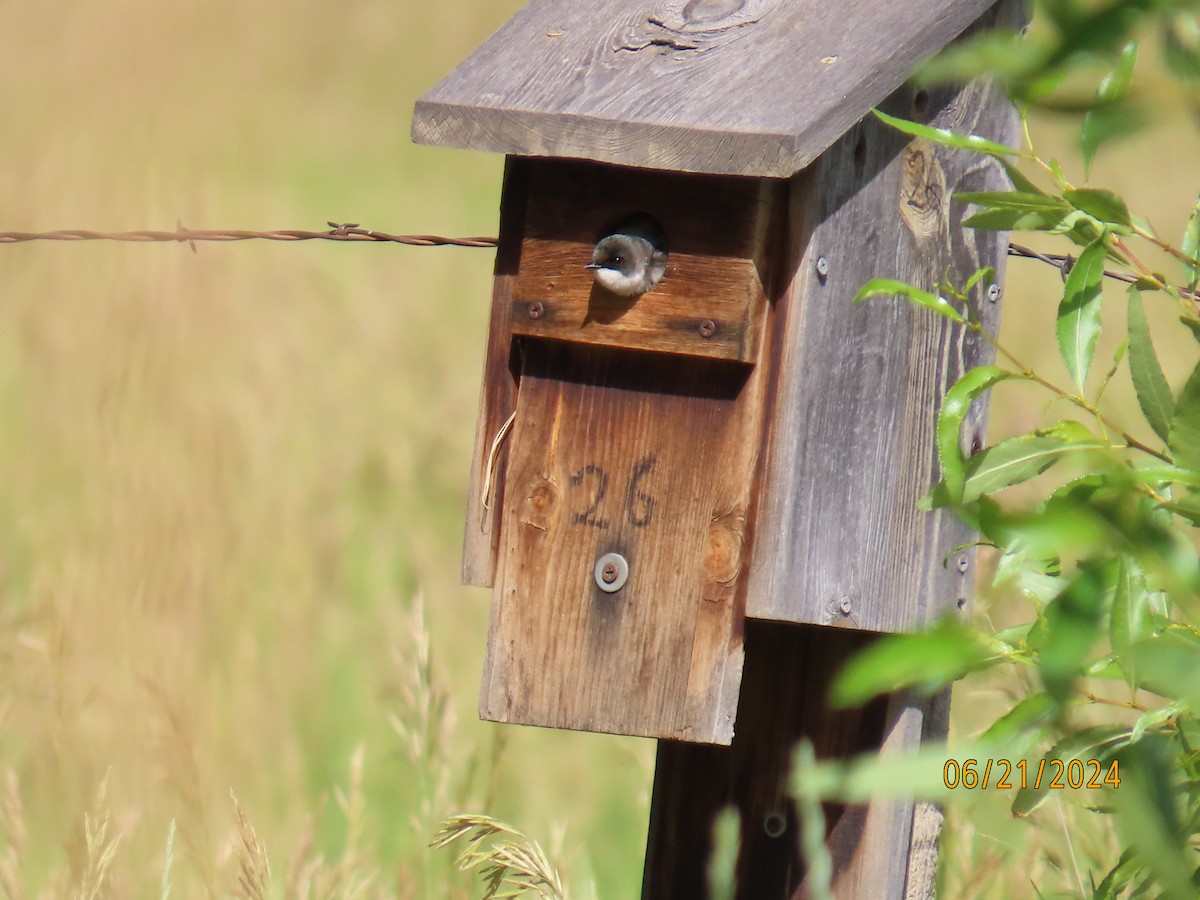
698;319;716;338
986;283;1001;302
816;256;830;277
837;596;853;616
594;552;629;593
528;301;545;320
763;812;787;839
956;554;969;573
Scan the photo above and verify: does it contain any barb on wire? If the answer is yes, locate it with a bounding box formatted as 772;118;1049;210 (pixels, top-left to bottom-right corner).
1007;241;1199;302
0;221;498;248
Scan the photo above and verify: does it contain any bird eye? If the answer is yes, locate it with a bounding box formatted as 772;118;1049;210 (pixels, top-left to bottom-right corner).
613;256;623;264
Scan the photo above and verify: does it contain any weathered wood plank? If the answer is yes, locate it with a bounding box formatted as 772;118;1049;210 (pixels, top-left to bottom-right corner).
744;52;1018;631
513;246;766;362
509;159;773;362
462;158;528;588
412;0;1000;177
480;345;760;742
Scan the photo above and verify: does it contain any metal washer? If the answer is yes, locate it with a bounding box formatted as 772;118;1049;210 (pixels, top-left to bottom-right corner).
594;552;629;593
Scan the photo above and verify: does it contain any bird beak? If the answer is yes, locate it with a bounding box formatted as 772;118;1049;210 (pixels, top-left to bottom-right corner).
584;263;602;270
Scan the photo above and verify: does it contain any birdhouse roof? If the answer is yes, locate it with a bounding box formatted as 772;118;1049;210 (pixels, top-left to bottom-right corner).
411;0;999;178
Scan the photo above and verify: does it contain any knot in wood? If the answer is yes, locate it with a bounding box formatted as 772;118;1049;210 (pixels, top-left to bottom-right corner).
704;522;742;587
614;0;772;56
522;478;559;531
899;139;947;245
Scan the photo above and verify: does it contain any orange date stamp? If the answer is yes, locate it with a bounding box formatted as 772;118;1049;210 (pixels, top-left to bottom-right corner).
943;758;1121;790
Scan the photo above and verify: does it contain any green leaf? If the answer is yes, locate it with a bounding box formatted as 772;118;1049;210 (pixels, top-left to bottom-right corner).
962;207;1072;232
960;431;1099;502
1033;561;1114;705
852;278;966;324
1127;287;1175;443
870;108;1020;158
956;190;1072;233
980;694;1056;758
955;191;1069;211
1063;188;1132;230
795;742;957;805
1081;102;1146;180
1011;725;1129;817
1125;632;1200;711
1057;238;1107;390
1000;160;1047;197
1180;316;1200;343
1111;557;1151;687
1130;700;1183;744
1082;40;1138;174
1111;737;1193;899
829;621;999;707
1162;491;1200;527
1167;360;1200;471
937;366;1012;501
961;265;996;298
1098;40;1138;104
1162;11;1200;85
1183;193;1200;291
1134;466;1200;491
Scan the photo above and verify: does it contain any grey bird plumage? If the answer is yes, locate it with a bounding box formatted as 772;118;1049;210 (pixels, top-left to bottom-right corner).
585;215;668;297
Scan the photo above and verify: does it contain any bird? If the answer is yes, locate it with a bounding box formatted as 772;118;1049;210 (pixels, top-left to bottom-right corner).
585;215;668;297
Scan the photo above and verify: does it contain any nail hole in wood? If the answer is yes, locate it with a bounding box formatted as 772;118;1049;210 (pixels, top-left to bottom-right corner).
913;90;930;120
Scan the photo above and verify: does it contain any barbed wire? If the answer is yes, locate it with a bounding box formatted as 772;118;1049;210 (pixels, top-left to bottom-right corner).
0;222;1193;301
0;221;498;249
1007;241;1198;301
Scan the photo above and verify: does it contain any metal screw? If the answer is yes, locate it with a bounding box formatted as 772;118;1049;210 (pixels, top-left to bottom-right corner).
699;319;716;338
764;812;787;838
594;552;629;593
838;596;853;616
986;282;1001;302
528;301;545;320
956;554;969;573
816;256;830;277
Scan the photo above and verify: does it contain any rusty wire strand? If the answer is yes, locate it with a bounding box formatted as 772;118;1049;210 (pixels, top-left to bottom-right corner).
0;224;1194;300
1007;241;1199;301
0;221;498;248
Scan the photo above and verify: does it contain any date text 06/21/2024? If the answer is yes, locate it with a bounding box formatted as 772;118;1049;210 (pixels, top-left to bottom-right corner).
943;758;1121;791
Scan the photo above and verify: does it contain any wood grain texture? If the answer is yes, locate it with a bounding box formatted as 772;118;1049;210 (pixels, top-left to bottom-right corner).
411;0;999;177
463;158;530;588
744;18;1019;631
462;158;528;588
481;344;767;743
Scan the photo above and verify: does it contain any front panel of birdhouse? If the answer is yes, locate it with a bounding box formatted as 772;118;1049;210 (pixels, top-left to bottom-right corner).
472;159;780;744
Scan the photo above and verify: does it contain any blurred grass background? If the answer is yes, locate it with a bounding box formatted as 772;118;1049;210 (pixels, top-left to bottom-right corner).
0;1;1195;897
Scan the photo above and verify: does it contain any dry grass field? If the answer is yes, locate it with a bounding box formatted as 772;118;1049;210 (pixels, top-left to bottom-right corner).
0;2;1196;897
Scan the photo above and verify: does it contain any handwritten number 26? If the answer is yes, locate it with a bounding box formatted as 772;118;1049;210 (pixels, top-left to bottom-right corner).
569;456;656;529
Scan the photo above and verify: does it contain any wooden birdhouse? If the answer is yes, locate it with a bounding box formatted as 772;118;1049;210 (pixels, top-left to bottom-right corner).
414;0;1020;893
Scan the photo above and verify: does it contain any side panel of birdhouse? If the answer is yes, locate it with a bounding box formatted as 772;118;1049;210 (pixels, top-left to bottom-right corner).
477;160;781;744
744;77;1017;631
